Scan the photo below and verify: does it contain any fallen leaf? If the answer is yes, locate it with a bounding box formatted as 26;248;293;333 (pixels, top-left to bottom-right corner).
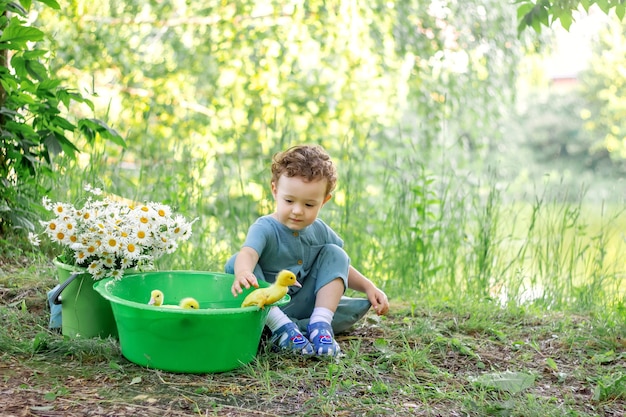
373;338;391;354
470;371;535;394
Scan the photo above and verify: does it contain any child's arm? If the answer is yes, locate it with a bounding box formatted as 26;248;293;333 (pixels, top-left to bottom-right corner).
347;265;389;315
231;246;260;297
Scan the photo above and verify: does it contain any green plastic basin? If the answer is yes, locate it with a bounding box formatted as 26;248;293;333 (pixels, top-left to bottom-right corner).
93;271;288;373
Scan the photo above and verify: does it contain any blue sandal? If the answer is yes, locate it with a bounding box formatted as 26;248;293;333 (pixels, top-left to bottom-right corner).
270;322;314;355
307;321;341;356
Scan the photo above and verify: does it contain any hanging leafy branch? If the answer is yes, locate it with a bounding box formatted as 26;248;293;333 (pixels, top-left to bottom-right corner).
0;0;125;233
516;0;626;33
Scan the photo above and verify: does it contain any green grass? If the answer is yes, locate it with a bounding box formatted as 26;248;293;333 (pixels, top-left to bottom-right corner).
1;267;625;416
4;141;625;415
35;142;626;317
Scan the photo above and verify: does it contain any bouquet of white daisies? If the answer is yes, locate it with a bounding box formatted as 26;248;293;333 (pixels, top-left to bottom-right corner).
30;185;197;280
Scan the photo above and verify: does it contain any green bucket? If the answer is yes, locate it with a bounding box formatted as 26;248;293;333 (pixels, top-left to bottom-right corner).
93;271;289;373
53;259;118;339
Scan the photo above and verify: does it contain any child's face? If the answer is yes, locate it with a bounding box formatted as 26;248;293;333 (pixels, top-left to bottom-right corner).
271;175;331;230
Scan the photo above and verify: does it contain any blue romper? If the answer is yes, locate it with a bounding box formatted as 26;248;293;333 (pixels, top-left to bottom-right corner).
225;215;350;320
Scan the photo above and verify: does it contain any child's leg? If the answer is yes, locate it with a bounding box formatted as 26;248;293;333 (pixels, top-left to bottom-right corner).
286;244;348;356
314;278;344;311
284;244;371;333
307;278;344;356
282;244;348;319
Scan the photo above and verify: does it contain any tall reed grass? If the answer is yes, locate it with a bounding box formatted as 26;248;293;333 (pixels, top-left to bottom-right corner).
46;141;625;317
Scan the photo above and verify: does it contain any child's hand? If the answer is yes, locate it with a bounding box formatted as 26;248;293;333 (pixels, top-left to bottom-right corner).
231;271;259;297
368;287;389;316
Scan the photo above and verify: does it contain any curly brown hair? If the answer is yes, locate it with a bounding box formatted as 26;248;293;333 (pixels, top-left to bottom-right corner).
271;145;337;195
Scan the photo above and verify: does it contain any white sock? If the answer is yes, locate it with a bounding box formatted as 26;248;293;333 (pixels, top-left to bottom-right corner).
309;307;334;326
265;307;293;333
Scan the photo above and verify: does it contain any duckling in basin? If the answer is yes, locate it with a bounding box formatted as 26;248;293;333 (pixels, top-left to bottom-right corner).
149;289;199;309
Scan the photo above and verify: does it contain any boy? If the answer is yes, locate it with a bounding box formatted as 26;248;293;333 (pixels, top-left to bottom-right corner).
226;145;389;356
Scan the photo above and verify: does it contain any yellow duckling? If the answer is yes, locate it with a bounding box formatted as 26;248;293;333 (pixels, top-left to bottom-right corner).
241;270;301;309
177;297;200;309
148;290;199;309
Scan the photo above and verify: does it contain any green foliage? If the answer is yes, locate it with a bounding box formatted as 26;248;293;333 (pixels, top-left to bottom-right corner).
33;0;521;194
518;90;610;173
0;0;125;235
516;2;626;171
25;0;527;276
593;371;626;401
517;0;626;34
16;1;624;312
578;17;626;170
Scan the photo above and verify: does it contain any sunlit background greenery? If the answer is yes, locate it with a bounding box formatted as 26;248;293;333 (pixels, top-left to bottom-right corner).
3;1;625;318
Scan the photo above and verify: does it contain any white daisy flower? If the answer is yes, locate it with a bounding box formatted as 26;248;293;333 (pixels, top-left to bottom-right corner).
34;189;196;281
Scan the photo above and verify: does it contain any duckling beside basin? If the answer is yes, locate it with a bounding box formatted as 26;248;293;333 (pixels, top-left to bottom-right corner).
240;270;301;309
